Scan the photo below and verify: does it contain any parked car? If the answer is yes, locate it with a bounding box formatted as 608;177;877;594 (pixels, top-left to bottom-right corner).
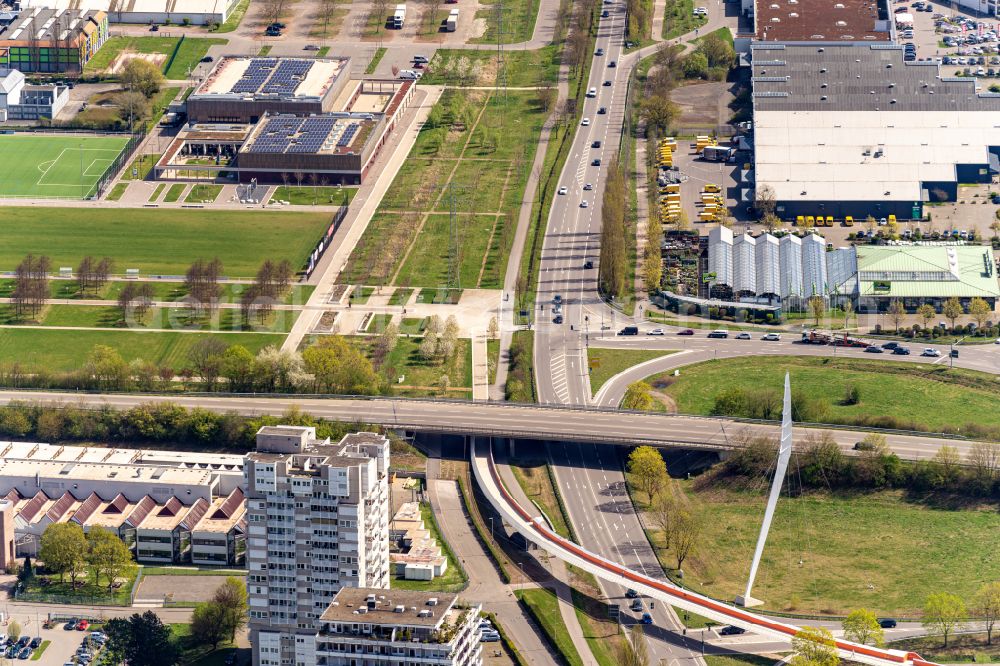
77;620;89;631
28;638;41;649
481;631;501;643
720;626;746;636
18;648;31;660
66;620;79;630
200;55;214;63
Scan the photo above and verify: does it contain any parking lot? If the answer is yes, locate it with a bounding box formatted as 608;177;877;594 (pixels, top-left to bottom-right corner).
895;0;1000;80
0;618;107;666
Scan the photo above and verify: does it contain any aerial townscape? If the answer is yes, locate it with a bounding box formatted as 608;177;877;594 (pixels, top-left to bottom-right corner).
0;0;999;664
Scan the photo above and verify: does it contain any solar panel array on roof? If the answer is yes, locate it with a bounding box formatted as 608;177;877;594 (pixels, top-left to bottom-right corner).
229;58;278;94
247;116;339;154
261;60;311;95
337;123;359;148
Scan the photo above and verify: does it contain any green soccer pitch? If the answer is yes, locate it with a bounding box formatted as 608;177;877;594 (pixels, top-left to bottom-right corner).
0;134;131;199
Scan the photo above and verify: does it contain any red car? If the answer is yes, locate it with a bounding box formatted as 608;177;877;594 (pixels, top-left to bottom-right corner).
77;620;89;631
677;328;695;335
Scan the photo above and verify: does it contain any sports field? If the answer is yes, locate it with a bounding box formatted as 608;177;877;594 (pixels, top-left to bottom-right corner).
0;134;130;199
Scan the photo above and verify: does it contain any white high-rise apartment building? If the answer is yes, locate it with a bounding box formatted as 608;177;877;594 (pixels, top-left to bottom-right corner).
245;426;390;666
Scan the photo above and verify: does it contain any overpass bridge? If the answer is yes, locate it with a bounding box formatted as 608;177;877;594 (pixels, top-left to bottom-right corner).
0;390;974;462
470;438;937;666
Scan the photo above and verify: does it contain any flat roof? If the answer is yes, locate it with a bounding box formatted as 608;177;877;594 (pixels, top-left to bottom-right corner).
753;0;888;41
240;113;376;156
0;459;215;486
320;588;458;627
752;45;1000;203
855;244;1000;298
194;57;348;100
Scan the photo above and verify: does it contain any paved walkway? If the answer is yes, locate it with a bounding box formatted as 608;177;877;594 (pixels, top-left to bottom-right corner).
281;86;443;352
427;479;557;664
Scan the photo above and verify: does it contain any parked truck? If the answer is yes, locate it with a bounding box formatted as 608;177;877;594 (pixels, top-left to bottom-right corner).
702;145;734;162
446;8;458;31
392;4;406;28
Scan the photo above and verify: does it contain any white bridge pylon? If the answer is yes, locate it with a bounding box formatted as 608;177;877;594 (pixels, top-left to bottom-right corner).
470;439;933;666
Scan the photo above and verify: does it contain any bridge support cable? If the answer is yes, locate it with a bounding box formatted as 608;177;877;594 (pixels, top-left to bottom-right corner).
470;437;936;666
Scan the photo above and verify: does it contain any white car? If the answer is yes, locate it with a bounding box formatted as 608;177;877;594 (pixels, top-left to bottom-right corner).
398;69;422;80
587;87;597;98
646;328;665;336
580;200;589;208
581;118;591;126
761;333;781;341
922;348;941;357
558;186;568;195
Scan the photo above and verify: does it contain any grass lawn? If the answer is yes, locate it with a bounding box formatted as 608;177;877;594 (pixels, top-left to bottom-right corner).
390;503;468;592
510;459;571;538
0;207;332;276
487;338;500;384
84;37;226;79
472;0;540;43
5;280;313;306
149;183;166;201
164;183;186;202
350;335;472;392
365;47;387;74
695;26;734;46
341;89;546;289
212;0;250;32
0;134;129;199
184;184;222;203
272;185;355;206
586;347;677;395
515;588;584;666
704;656;780;666
421;46;560;86
662;0;708;39
415;288;462;304
142;566;246;576
658;355;1000;433
889;632;1000;663
21;571;135;605
674;607;716;628
38;304;299;334
388;288;414;306
258;45;272;56
106;182;129;201
28;641;50;660
170;623;236;666
656;481;1000;616
351;286;375;304
369;313;394;332
400;317;427;335
122;152;161;181
0;328;280;372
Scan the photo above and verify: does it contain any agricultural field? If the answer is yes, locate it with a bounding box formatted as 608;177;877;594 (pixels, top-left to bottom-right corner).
0;134;130;199
0;207;332;276
340;89;547;290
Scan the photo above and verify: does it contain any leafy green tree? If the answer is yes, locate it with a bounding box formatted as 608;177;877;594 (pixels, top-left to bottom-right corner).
969;297;991;329
682;51;708;78
627;445;668;500
843;608;884;647
922;592;966;647
791;626;839;666
214;576;249;643
191;602;228;649
917;303;936;329
7;620;20;641
622;381;656;411
302;336;379;394
617;623;649;666
696;33;735;69
120;58;164;98
808;295;825;326
86;526;136;590
669;507;701;571
85;345;129;391
39;522;87;584
974;581;1000;645
105;611;178;666
942;297;964;331
221;345;257;392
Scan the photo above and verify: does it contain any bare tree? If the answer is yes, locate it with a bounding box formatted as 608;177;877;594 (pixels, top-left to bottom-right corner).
12;254;51;320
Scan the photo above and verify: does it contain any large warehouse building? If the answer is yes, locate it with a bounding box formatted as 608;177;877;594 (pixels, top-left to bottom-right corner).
751;44;1000;221
19;0;241;26
707;229;1000;311
0;7;108;73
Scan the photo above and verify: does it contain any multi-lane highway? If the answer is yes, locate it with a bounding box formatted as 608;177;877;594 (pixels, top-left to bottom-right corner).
533;0;632;406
